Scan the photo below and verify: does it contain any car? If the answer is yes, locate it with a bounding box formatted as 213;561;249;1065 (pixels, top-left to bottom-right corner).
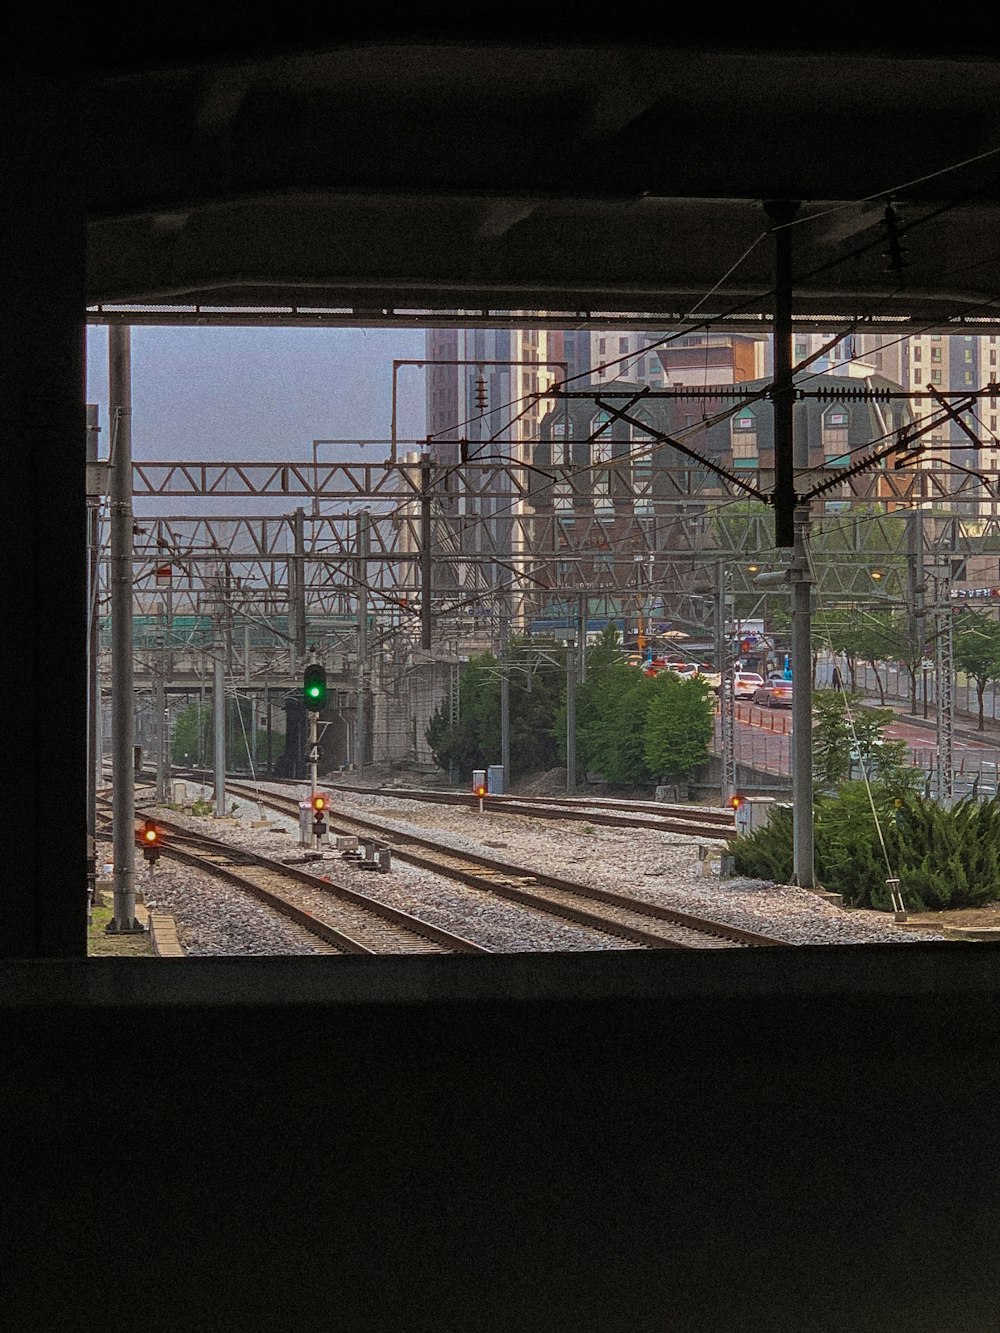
695;667;722;691
731;671;765;699
753;679;794;708
668;661;698;679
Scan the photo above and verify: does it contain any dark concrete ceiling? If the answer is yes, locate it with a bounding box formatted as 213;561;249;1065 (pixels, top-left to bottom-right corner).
84;26;1000;326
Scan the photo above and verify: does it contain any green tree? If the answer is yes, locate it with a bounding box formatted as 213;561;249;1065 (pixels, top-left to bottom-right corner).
643;674;715;780
569;663;661;787
557;625;626;780
172;703;211;765
953;610;1000;731
811;689;915;793
425;638;565;781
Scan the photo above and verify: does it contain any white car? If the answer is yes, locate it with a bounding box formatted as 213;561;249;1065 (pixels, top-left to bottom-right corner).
732;671;764;699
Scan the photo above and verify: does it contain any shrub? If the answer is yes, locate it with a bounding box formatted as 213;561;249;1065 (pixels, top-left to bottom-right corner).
730;786;1000;912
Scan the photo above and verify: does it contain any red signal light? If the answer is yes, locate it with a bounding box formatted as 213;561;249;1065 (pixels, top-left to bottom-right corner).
139;819;161;864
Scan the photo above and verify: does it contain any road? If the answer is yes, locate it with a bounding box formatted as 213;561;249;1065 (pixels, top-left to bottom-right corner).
713;698;1000;791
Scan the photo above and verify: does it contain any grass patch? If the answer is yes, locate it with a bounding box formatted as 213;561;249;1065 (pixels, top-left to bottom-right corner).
88;898;155;958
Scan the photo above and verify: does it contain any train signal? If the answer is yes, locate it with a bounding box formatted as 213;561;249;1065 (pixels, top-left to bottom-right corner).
303;663;327;711
311;792;328;837
139;819;161;865
729;794;744;812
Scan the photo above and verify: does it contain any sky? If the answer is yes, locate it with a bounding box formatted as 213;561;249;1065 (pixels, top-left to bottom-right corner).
85;324;428;462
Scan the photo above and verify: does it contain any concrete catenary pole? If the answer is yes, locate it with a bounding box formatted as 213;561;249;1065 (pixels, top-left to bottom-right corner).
108;325;140;933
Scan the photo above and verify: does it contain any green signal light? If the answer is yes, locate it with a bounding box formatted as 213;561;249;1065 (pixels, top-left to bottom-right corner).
303;664;328;710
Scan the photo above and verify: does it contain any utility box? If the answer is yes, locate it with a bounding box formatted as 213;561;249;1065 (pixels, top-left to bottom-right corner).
487;765;505;796
735;796;779;836
299;800;314;847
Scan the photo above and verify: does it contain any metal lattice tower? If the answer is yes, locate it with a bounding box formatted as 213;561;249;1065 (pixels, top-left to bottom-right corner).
714;562;738;803
934;588;955;804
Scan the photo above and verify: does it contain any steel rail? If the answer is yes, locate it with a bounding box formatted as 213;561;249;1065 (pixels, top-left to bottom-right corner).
223;783;787;950
104;799;491;956
322;781;738;836
176;771;737;839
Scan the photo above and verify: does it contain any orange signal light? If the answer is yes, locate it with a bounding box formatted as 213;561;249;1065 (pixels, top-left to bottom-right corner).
475;785;487;799
730;794;744;811
140;819;161;864
311;794;328;812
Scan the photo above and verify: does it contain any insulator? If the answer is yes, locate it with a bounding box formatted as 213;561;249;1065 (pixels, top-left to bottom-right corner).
474;372;488;411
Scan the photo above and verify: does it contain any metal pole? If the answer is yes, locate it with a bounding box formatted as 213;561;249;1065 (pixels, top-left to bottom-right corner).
291;507;306;671
566;638;577;795
791;507;815;888
213;647;226;817
500;582;511;788
86;404;100;904
420;451;433;652
908;497;926;718
198;657;206;768
154;622;166;802
577;594;588;683
935;575;955;804
765;199;799;550
356;510;369;773
308;710;319;847
716;560;735;804
266;683;273;772
108;325;140;933
250;693;258;772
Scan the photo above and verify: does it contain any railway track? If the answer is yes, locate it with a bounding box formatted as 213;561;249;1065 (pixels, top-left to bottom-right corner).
220;781;786;950
99;798;490;956
171;769;737;839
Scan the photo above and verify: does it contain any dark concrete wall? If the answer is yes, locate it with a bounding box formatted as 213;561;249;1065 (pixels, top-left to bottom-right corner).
5;947;1000;1331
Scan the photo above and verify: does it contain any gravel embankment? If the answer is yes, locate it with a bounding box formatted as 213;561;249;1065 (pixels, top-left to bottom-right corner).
123;779;951;954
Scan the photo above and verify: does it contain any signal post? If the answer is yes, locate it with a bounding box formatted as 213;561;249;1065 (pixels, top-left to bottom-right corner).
303;662;328;849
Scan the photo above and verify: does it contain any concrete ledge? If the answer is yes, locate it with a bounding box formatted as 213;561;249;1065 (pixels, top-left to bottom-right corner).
148;913;185;957
1;939;999;1009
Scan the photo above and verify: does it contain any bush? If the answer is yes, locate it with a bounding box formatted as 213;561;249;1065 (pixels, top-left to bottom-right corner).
730;786;1000;912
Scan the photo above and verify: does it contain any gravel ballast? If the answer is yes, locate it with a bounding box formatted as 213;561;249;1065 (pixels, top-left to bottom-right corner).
118;779;952;955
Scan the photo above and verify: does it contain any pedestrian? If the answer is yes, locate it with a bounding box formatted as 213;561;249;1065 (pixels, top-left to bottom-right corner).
832;665;843;690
